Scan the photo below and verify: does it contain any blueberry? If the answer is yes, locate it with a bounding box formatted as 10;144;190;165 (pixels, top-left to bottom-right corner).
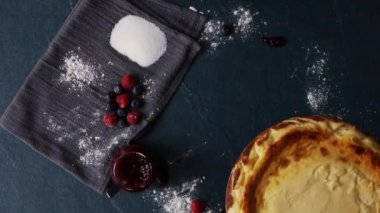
108;92;117;101
117;118;128;127
132;85;144;96
131;99;144;109
116;108;126;117
106;101;118;112
222;24;235;36
113;85;123;94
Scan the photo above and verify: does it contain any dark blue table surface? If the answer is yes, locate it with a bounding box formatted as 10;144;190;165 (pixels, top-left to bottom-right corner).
1;0;379;212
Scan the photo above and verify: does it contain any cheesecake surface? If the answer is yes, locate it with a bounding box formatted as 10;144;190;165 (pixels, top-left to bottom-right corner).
226;116;380;213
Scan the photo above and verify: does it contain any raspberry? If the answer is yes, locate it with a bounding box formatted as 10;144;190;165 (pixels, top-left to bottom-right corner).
103;113;118;127
121;74;137;89
191;200;205;213
116;94;131;108
127;111;141;125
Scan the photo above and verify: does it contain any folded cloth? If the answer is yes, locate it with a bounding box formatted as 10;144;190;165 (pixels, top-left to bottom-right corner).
0;0;207;194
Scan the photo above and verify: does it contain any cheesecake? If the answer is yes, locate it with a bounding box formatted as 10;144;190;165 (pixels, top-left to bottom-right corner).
226;116;380;213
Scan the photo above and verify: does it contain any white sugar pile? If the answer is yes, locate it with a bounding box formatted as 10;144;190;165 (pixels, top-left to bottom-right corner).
59;51;99;91
110;15;167;67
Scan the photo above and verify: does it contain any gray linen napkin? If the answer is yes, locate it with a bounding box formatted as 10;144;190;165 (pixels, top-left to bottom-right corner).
0;0;207;194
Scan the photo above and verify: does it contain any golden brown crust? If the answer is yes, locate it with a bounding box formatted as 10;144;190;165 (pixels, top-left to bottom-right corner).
226;115;380;213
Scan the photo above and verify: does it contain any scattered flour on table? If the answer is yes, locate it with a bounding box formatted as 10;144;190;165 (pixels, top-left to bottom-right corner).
110;15;167;67
44;107;136;167
359;102;378;123
201;20;227;49
80;148;106;166
147;178;204;213
302;46;349;118
44;106;83;142
232;6;258;39
59;50;102;91
79;126;137;167
142;77;156;99
201;6;266;51
304;46;331;112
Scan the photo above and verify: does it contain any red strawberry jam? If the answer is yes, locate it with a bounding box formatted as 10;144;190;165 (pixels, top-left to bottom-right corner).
111;145;155;192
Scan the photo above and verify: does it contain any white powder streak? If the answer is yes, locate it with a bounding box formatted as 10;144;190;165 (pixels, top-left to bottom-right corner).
306;86;330;111
59;51;98;91
200;6;265;51
147;178;203;213
305;47;330;112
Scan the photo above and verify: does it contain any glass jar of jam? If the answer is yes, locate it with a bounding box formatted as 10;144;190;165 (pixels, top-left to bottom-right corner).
111;145;156;192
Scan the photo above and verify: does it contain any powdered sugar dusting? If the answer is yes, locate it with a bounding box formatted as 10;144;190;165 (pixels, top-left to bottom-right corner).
305;46;330;112
80;148;106;166
142;77;156;99
46;114;63;133
79;126;137;166
147;178;204;213
359;102;378;123
44;108;82;143
43;106;135;167
201;20;228;49
232;6;256;39
306;87;330;111
201;6;266;51
59;50;103;91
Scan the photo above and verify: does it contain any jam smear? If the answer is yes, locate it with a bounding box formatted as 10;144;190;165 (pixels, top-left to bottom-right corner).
261;36;287;48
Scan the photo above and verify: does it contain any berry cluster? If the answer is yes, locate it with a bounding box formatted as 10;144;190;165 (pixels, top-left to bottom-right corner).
103;74;144;128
